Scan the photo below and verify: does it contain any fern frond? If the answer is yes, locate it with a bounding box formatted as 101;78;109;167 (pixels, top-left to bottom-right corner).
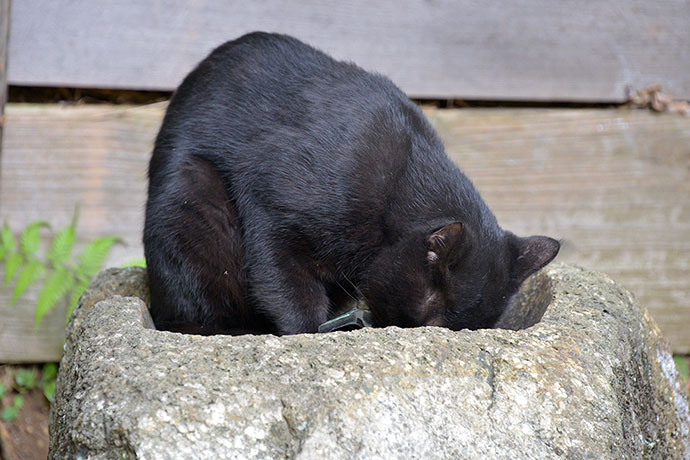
48;206;79;265
19;220;50;257
66;276;90;323
4;252;23;287
47;225;76;265
35;267;74;328
76;237;122;277
0;223;15;261
11;259;45;304
121;258;146;268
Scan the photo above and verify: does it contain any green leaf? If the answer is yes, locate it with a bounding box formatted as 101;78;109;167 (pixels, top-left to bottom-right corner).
76;236;122;277
0;395;24;420
42;380;56;402
1;406;18;422
4;252;23;286
15;369;36;390
11;259;45;304
120;258;146;268
35;267;75;328
41;363;58;383
19;220;50;256
0;383;5;398
1;223;15;257
66;276;90;323
674;356;689;381
47;224;76;265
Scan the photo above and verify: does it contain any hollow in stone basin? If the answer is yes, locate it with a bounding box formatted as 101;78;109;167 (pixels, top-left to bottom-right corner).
495;269;553;330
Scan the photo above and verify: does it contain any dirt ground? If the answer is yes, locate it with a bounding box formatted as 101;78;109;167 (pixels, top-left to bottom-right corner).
0;358;688;459
0;367;50;460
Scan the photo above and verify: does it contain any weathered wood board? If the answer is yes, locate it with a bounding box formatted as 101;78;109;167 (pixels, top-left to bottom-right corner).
7;0;690;101
0;0;9;143
1;103;688;362
0;104;159;362
427;108;690;354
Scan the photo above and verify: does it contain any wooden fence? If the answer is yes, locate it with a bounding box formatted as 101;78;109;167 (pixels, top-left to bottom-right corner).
1;1;689;361
8;0;690;101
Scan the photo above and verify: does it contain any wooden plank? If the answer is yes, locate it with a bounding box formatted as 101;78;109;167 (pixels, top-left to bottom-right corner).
427;108;690;353
0;0;9;148
1;104;689;362
7;0;690;102
0;104;158;362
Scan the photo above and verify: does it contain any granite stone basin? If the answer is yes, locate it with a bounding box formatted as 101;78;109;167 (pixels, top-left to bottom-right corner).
49;264;690;459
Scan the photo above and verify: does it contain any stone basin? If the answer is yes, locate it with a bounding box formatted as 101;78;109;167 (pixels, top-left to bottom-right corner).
49;264;690;459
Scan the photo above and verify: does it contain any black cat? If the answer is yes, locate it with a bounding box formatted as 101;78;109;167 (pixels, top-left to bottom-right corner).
144;32;559;336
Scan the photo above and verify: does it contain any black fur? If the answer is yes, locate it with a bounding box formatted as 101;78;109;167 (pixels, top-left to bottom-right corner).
144;32;560;335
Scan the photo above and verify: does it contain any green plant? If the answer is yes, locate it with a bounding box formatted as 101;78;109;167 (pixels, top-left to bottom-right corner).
0;206;122;327
14;368;36;390
0;364;58;422
1;395;23;422
40;363;58;402
674;356;689;382
0;367;34;422
121;257;146;268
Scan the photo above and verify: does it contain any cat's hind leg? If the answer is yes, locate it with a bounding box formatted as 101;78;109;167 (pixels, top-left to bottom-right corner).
144;157;274;334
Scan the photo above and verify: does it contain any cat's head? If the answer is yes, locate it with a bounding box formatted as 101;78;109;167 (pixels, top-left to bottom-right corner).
365;222;559;330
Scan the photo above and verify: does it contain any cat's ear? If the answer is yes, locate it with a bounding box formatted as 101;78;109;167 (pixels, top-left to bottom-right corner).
511;235;560;282
426;222;463;267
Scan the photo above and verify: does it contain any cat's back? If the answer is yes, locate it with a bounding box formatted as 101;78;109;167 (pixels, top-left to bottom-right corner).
152;32;455;228
167;32;395;117
154;32;426;193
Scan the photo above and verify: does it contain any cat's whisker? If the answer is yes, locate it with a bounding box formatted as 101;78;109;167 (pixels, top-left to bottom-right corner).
333;278;359;303
341;271;365;301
